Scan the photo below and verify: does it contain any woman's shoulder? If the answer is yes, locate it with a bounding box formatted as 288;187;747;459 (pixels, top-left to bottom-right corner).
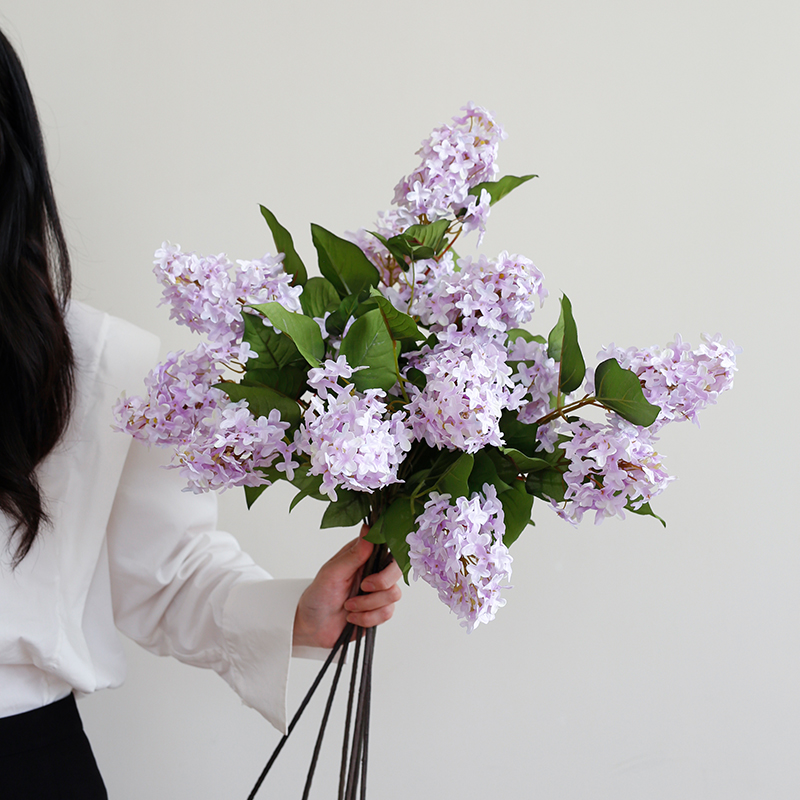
66;300;160;392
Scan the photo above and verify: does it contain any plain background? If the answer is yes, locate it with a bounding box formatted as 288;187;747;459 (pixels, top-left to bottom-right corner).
2;2;799;797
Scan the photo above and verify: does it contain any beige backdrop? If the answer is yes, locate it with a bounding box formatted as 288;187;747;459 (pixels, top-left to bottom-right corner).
2;2;799;798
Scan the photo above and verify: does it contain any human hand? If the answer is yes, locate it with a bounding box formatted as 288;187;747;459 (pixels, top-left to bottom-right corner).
293;525;403;650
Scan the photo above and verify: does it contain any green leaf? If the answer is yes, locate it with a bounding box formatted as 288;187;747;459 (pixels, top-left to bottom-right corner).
242;312;302;371
403;219;450;254
485;445;523;485
245;484;268;509
362;289;424;341
311;223;380;297
594;358;661;427
300;276;341;319
370;231;410;272
244;366;307;400
547;294;586;395
259;205;308;285
366;496;422;582
339;308;397;391
243;464;284;509
252;302;325;368
438;453;474;499
498;480;534;546
499;411;540;456
525;467;567;504
468;450;511;495
626;499;667;527
467;174;537;206
320;490;371;529
214;382;301;431
499;447;552;474
287;464;326;510
506;328;546;345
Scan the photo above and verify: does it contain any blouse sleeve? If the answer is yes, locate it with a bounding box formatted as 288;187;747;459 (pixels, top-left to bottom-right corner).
105;436;308;734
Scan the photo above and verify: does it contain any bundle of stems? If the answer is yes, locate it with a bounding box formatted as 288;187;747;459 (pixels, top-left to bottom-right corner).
247;543;389;799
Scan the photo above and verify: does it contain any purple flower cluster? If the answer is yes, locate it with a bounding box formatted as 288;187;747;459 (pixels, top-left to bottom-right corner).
175;404;291;493
153;242;302;351
507;337;561;425
393;103;506;237
407;485;512;631
405;327;526;453
409;251;547;333
597;334;738;430
555;419;674;524
114;345;291;492
295;358;413;500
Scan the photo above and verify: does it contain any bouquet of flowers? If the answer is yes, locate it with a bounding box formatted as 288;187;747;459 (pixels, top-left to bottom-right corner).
115;103;737;635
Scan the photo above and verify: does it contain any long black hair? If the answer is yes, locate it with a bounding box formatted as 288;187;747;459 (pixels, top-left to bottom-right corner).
0;29;75;566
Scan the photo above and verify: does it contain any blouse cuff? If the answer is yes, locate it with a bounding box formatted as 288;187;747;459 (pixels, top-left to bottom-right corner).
221;577;311;734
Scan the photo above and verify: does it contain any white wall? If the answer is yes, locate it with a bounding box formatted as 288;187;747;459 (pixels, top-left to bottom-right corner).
2;2;798;797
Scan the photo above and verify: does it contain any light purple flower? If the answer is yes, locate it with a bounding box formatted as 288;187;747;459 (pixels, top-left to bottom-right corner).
113;343;292;493
554;419;674;525
393;103;506;238
405;327;527;453
295;359;413;500
596;333;739;430
153;242;302;352
407;484;512;631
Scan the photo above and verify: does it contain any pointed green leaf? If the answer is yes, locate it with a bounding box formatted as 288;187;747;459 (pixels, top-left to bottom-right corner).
506;328;546;345
245;484;268;509
468;450;512;495
320;490;371;529
626;499;667;527
594;358;661;427
547;294;586;395
243;366;307;400
467;174;537;206
242;312;301;370
259;205;307;285
339;308;397;391
300;276;341;319
497;480;534;546
438;453;474;499
403;219;450;254
311;223;380;297
363;289;424;341
525;467;567;504
214;382;302;432
499;447;552;474
252;302;325;368
499;411;541;456
370;231;411;272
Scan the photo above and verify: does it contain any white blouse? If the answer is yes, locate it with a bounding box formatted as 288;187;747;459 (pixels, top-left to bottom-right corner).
0;301;310;733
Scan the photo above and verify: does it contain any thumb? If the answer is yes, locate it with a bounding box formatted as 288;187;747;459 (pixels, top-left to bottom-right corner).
324;533;373;581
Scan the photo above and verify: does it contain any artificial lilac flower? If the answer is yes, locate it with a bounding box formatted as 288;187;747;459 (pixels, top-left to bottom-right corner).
407;251;547;333
113;343;292;493
596;334;738;430
407;485;512;631
554;418;674;525
393;103;506;238
153;243;302;352
295;359;412;500
405;326;527;453
507;337;560;425
175;404;291;493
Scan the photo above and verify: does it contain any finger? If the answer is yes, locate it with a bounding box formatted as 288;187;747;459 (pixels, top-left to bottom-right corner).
347;604;396;628
345;585;402;613
322;535;373;580
360;560;402;593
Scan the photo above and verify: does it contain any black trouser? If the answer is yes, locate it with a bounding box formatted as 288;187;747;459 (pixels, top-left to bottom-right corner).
0;693;107;799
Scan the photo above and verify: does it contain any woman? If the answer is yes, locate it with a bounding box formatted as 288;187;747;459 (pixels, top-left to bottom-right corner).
0;27;401;799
